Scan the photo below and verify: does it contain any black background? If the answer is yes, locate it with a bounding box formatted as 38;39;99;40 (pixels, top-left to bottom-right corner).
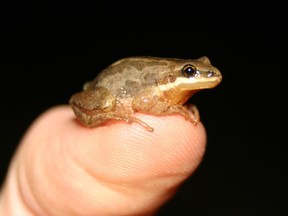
1;1;287;215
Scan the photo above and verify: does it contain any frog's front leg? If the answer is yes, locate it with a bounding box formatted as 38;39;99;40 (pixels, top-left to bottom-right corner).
132;89;200;125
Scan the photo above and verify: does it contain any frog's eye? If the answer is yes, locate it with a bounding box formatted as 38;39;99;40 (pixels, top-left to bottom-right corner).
182;64;199;78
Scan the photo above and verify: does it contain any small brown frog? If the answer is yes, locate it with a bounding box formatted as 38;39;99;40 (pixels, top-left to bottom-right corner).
69;56;222;131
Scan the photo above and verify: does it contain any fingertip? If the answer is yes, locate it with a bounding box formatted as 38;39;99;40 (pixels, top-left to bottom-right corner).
12;106;207;215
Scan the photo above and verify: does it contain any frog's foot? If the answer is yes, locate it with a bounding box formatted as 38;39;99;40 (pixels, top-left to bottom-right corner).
185;104;200;125
123;116;154;132
105;114;154;132
166;104;199;126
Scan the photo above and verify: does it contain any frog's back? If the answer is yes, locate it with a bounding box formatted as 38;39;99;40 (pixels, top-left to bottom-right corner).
91;57;169;96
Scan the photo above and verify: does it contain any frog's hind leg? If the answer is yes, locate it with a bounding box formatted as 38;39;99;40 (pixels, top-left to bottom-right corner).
96;113;154;132
73;108;154;132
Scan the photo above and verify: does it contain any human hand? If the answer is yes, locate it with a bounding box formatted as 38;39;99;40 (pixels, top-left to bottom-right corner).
0;106;206;215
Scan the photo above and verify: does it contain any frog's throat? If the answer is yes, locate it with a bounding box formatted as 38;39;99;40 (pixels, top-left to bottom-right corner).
158;77;221;91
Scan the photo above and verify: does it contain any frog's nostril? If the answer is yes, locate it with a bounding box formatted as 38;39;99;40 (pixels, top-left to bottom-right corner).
207;71;215;77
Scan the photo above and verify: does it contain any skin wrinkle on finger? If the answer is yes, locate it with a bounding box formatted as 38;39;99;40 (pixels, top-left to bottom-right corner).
17;114;70;215
0;106;206;216
6;121;53;216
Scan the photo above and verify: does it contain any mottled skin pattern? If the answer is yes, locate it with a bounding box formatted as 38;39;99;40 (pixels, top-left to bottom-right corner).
69;56;222;131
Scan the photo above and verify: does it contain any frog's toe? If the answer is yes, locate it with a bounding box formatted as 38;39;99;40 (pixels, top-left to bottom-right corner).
186;104;200;125
124;116;154;132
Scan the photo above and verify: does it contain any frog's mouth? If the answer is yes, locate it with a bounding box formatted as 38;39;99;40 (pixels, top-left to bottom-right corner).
178;77;222;89
159;76;222;91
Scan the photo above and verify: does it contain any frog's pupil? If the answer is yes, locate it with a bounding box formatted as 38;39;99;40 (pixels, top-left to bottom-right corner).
187;67;193;73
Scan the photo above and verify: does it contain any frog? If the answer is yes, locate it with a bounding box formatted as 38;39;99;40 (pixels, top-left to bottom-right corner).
69;56;222;132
